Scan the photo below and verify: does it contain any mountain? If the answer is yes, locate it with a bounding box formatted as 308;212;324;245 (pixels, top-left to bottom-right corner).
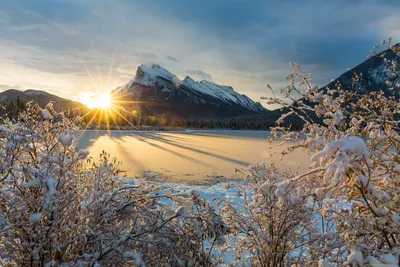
267;45;400;129
0;89;85;111
113;64;267;119
320;44;399;95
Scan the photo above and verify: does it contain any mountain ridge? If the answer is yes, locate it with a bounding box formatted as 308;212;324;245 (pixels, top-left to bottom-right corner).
320;44;400;95
113;64;267;119
0;89;85;112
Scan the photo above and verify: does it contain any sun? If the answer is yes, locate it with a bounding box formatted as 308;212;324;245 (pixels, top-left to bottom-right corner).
79;92;112;109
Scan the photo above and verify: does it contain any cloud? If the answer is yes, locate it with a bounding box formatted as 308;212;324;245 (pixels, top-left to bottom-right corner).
116;53;159;75
116;61;140;75
134;52;157;60
0;84;22;91
378;15;400;40
186;70;212;81
166;56;179;62
0;0;399;105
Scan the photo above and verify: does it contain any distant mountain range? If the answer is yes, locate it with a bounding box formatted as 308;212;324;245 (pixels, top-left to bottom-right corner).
0;44;398;122
0;89;84;111
112;64;267;119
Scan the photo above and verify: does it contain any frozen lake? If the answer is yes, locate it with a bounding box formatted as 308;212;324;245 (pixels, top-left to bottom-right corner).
75;130;310;183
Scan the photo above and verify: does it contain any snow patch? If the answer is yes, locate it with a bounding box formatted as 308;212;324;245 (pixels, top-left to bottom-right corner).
312;136;370;162
381;253;399;265
345;249;364;266
59;134;73;147
369;63;400;85
24;90;47;96
40;109;53;120
29;213;43;223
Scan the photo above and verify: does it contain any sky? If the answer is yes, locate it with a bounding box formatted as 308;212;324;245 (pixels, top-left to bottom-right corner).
0;0;399;107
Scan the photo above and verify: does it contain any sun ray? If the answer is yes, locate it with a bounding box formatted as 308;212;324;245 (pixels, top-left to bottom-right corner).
109;106;135;127
97;109;104;128
96;64;105;94
111;100;152;105
106;47;117;90
104;109;111;134
107;108;121;131
83;109;100;131
66;105;87;113
80;108;96;119
114;105;139;117
78;54;100;91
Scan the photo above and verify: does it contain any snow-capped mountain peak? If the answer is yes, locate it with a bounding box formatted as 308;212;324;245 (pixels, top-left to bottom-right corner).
134;64;181;86
114;64;267;117
182;76;196;85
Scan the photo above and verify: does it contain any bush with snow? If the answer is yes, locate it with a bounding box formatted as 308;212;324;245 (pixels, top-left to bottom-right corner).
262;39;400;265
1;39;399;267
0;102;228;266
221;164;336;266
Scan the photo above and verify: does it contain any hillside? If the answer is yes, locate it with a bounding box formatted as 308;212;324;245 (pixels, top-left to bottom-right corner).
0;89;85;111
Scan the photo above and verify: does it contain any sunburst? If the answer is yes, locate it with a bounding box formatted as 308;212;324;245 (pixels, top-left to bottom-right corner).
72;51;159;132
79;93;112;109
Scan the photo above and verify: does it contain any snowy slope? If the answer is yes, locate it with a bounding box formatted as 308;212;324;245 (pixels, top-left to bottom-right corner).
323;45;400;95
367;61;400;89
182;76;265;113
24;90;45;96
132;64;181;87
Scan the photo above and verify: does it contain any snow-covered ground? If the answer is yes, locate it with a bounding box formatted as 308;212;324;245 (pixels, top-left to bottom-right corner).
126;177;245;264
75;130;310;183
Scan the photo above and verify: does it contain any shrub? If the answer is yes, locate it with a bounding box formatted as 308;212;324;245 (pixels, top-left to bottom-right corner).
262;39;400;266
221;164;336;266
0;103;228;266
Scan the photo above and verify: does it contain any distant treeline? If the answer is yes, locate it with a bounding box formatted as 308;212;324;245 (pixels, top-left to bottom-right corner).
184;112;304;130
0;97;27;121
0;98;306;130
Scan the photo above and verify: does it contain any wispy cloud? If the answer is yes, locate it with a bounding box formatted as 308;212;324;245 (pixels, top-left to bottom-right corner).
134;52;157;59
0;0;399;104
0;84;22;90
166;56;179;62
186;70;212;81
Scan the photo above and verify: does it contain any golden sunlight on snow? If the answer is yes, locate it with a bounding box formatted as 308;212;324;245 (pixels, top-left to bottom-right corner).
75;131;311;183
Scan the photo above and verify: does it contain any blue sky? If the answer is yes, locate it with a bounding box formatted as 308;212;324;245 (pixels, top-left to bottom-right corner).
0;0;399;105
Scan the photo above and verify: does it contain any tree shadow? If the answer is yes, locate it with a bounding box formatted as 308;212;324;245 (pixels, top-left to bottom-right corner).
137;132;251;166
132;134;218;169
186;130;270;141
76;130;257;174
